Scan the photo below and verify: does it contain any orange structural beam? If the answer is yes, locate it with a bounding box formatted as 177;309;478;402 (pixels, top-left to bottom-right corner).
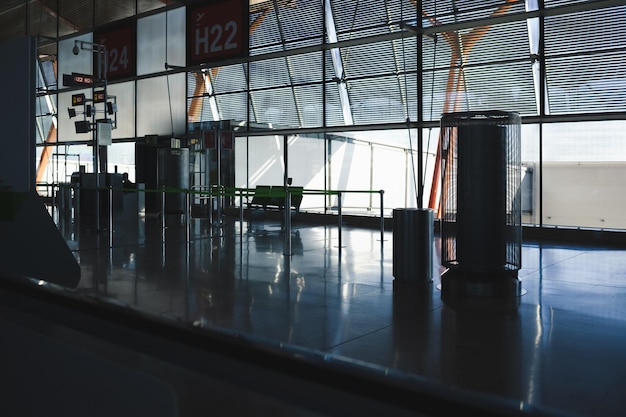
36;59;58;184
36;126;58;184
423;0;518;215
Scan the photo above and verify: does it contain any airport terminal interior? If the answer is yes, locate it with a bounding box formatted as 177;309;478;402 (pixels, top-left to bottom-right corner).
1;1;626;416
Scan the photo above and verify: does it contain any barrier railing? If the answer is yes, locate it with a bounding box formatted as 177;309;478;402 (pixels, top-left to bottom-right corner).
37;182;386;253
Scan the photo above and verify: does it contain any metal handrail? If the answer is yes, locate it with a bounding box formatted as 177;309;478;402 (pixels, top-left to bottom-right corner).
43;182;388;252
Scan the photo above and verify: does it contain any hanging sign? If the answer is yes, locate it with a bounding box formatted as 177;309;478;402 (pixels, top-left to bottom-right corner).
204;130;217;148
93;90;106;103
186;0;249;66
94;20;137;81
221;131;233;150
71;93;86;106
63;73;94;87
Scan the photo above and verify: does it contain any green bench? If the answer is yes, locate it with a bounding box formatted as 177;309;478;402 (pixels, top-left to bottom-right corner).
248;185;303;212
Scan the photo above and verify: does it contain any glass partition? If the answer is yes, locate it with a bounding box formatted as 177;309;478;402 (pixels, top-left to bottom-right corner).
30;0;626;233
520;124;540;226
541;121;626;229
137;8;185;76
136;74;186;137
107;82;135;140
285;135;326;211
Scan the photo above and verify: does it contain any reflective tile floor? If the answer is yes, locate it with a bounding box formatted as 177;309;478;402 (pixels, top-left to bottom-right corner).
58;211;626;417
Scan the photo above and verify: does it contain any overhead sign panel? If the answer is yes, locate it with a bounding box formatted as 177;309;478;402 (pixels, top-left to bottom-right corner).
71;93;86;106
186;0;249;66
93;90;106;103
94;21;137;81
63;73;94;87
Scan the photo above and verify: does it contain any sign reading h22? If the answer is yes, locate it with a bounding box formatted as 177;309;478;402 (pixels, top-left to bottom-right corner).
187;0;248;65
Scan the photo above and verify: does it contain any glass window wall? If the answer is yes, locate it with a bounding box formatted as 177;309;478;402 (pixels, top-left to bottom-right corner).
29;1;626;233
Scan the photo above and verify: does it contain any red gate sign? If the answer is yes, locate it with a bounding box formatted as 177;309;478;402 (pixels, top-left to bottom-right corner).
204;130;216;148
187;0;249;66
94;21;137;81
221;131;233;150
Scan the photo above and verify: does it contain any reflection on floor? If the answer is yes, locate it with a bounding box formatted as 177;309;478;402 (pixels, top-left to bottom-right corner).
60;210;626;417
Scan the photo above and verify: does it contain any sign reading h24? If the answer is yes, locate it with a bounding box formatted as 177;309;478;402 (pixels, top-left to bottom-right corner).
187;0;249;66
94;22;136;81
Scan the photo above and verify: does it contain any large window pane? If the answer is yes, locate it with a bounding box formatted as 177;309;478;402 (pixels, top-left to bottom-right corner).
137;8;185;76
108;82;135;140
521;124;540;226
137;74;186;137
246;135;284;186
372;146;410;214
542;121;626;229
104;142;136;181
287;135;326;212
328;139;371;214
250;87;299;127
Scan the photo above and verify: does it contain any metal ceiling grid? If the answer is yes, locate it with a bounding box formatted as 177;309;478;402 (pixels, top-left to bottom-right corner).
214;91;248;122
421;0;525;23
275;0;323;44
462;61;537;115
250;86;299;127
287;51;323;85
248;57;293;90
293;84;324;127
396;71;418;121
544;5;626;115
422;67;456;115
322;48;339;81
323;82;347;126
0;4;30;41
57;0;94;31
0;1;179;45
330;0;393;36
6;0;625;137
26;4;61;45
348;75;406;124
544;0;598;8
457;20;530;67
384;0;418;27
391;35;418;70
249;7;282;51
546;51;626;114
211;64;249;94
544;7;626;55
340;40;400;79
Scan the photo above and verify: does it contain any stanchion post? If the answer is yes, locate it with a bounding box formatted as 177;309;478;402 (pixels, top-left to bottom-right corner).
208;188;213;228
217;185;222;227
108;185;113;248
338;191;342;251
185;188;190;243
51;183;56;225
239;190;244;235
161;186;166;237
95;179;100;233
73;182;80;226
284;188;292;256
380;190;384;243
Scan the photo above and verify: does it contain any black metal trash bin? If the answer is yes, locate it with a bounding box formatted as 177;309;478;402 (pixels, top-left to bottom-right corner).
392;208;434;283
439;111;522;297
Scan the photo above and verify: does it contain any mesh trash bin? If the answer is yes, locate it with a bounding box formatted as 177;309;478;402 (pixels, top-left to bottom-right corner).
439;111;522;297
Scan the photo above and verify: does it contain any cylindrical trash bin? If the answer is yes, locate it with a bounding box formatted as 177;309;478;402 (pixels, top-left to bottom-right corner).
439;111;522;298
392;208;434;283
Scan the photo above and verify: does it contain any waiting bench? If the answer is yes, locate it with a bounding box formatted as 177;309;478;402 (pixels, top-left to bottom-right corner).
248;185;303;212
